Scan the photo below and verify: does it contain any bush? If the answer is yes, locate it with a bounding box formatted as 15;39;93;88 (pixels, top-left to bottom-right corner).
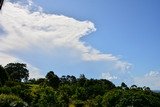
5;81;21;87
0;94;28;107
0;87;12;94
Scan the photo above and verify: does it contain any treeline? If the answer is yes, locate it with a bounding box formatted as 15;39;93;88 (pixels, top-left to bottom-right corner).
0;63;160;107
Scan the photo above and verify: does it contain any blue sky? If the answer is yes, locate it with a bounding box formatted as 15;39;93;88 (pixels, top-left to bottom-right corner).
35;0;160;74
0;0;160;89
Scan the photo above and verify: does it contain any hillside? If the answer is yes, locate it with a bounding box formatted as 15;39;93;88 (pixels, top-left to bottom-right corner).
0;63;160;107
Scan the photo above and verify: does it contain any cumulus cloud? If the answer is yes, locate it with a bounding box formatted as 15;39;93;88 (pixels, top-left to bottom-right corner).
27;64;44;79
0;53;43;79
0;0;131;78
101;72;118;80
0;53;19;66
134;70;160;90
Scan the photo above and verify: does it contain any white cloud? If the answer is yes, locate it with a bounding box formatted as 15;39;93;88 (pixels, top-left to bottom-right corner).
145;71;160;77
0;53;19;66
0;52;43;79
0;1;131;78
102;72;118;80
115;61;132;72
134;70;160;90
27;64;44;79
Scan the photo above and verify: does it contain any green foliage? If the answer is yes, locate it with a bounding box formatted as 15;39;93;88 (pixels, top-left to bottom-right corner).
29;85;59;107
85;79;115;97
4;63;29;82
0;87;12;94
121;82;129;90
0;81;32;105
0;94;28;107
60;75;77;84
72;87;87;101
5;81;25;87
118;91;160;107
57;84;74;106
46;71;60;89
102;89;160;107
36;78;46;84
84;95;103;107
0;65;8;86
102;89;123;107
77;74;86;87
1;62;160;107
37;87;57;107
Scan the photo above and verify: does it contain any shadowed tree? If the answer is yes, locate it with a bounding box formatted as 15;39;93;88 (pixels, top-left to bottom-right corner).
46;71;60;89
0;0;4;10
121;82;129;90
4;63;29;82
0;65;8;85
143;86;151;91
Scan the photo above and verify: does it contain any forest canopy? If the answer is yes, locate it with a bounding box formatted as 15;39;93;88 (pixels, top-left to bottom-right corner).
0;62;160;107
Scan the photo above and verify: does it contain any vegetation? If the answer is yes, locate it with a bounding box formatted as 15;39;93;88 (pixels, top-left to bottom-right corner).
0;0;4;10
0;63;160;107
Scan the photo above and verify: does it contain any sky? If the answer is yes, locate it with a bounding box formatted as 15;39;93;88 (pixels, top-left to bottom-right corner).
0;0;160;90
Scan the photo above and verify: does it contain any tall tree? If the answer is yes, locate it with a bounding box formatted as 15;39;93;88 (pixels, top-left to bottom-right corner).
46;71;60;88
121;82;128;90
4;63;29;82
0;0;4;10
0;65;8;85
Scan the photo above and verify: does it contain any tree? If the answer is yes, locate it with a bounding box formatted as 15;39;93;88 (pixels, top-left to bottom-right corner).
0;65;8;85
72;87;87;103
77;74;86;87
130;85;137;89
0;0;4;10
35;78;46;85
102;89;160;107
143;86;151;91
46;71;60;89
102;89;123;107
37;87;57;107
4;63;29;82
57;84;73;106
121;82;128;90
60;75;77;84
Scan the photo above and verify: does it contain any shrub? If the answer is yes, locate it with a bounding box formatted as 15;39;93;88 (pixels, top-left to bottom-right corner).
0;94;28;107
